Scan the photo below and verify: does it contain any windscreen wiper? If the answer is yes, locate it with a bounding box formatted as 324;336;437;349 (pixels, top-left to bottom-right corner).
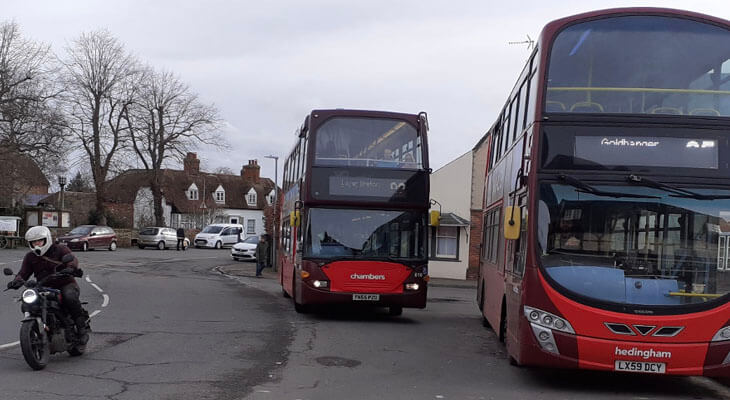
558;174;659;199
627;174;730;200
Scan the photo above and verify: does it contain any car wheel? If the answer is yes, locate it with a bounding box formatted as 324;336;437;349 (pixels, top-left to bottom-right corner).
109;241;117;251
215;241;222;249
82;242;88;252
157;241;165;250
138;244;145;249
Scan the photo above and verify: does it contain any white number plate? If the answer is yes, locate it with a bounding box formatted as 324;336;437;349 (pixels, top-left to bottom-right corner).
352;294;380;301
614;360;666;374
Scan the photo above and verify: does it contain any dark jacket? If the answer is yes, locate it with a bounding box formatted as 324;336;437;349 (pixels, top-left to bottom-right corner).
14;244;78;289
176;228;185;238
255;239;270;265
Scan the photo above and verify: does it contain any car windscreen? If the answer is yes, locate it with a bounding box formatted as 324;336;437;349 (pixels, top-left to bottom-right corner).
68;226;92;235
243;236;258;244
139;228;159;235
201;226;224;234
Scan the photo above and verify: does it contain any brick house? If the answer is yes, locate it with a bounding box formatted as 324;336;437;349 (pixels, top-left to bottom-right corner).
0;149;49;212
105;153;276;238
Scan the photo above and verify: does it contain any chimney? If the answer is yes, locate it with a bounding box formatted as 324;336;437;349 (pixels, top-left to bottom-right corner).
241;159;260;182
183;152;200;174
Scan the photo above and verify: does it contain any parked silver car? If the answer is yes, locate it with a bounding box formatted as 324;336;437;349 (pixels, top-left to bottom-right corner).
138;227;179;250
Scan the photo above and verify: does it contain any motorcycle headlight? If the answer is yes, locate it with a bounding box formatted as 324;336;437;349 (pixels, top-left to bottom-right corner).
22;289;38;304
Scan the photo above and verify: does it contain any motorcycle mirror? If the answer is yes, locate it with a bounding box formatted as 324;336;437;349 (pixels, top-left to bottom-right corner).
3;268;13;276
61;254;75;264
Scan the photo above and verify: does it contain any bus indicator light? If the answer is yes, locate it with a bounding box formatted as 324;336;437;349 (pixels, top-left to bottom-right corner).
300;271;310;279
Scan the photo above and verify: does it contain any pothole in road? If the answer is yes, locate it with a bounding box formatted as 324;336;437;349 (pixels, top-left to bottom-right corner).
316;356;361;368
428;297;464;303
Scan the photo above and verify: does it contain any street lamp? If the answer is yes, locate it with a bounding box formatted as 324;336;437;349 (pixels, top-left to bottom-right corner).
58;175;67;229
264;154;279;271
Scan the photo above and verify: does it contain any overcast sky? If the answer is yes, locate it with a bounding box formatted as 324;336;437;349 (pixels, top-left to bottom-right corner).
5;0;730;183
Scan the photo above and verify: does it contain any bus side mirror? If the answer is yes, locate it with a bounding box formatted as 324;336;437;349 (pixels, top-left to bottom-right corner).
430;210;440;227
290;211;301;227
504;206;521;240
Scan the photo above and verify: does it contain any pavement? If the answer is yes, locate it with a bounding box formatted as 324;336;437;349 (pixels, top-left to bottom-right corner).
216;260;478;289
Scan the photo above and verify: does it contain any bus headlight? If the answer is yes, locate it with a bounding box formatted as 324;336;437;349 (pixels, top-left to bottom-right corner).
22;289;38;304
312;280;328;288
712;326;730;342
523;306;575;334
405;283;419;291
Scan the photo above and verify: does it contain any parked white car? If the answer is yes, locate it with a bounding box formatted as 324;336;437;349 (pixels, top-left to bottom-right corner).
194;224;243;249
231;236;259;261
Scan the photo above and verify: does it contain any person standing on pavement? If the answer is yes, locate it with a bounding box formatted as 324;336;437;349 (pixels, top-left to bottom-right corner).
255;235;270;277
176;227;186;251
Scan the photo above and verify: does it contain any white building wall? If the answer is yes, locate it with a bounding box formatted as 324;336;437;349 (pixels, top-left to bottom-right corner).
429;151;472;279
218;208;265;239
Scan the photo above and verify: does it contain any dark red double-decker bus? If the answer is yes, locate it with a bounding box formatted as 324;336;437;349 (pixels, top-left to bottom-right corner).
477;8;730;376
279;109;430;315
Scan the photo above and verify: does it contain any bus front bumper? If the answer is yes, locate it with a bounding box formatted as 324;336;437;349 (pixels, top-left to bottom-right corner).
297;281;427;309
519;327;730;377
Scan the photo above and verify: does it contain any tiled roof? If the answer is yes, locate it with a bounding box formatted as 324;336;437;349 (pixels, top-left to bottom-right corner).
105;169;276;213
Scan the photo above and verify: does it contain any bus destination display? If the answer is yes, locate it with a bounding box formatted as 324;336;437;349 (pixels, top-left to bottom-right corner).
574;136;718;169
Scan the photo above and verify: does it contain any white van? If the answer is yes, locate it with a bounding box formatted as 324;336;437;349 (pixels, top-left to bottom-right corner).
194;224;244;249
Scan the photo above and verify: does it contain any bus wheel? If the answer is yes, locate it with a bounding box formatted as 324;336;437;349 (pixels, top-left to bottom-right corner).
480;285;491;328
292;276;307;313
282;287;290;298
509;355;521;367
498;299;507;343
388;306;403;316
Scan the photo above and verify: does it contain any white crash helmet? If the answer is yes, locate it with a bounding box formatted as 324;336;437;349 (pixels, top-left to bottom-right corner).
25;226;52;257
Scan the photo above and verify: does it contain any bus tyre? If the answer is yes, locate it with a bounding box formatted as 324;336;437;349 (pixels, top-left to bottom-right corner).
509;355;521;367
294;301;308;313
388;306;403;316
282;287;291;298
498;300;507;343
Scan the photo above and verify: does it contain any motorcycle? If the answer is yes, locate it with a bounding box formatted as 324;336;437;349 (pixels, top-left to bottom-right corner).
3;255;90;370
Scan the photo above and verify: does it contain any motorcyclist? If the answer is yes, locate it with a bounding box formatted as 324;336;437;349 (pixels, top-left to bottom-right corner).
6;226;88;344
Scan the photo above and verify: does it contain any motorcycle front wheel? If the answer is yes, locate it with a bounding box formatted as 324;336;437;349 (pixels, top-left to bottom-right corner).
20;320;49;370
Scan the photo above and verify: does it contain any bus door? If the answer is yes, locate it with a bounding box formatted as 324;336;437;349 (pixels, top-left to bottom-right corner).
505;194;528;349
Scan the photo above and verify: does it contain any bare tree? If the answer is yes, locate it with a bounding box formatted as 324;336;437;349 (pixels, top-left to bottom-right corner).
0;21;68;207
212;166;234;175
61;30;140;224
124;68;222;227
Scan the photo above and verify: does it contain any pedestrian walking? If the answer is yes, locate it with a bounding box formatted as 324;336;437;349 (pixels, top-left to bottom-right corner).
255;235;270;277
176;227;186;251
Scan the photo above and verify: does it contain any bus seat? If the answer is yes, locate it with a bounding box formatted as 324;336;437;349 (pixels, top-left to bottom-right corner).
689;108;720;116
570;101;604;113
649;106;682;115
546;101;566;112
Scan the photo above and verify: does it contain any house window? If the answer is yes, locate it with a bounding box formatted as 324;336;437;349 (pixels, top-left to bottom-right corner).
188;189;198;200
266;191;275;205
215;191;225;203
247;193;257;206
430;226;459;260
247;219;256;234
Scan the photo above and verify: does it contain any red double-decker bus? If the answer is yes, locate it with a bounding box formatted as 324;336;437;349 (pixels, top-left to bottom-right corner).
477;8;730;376
279;109;430;315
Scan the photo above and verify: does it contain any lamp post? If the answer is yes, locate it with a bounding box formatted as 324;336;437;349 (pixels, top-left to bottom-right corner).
58;176;67;229
264;154;279;271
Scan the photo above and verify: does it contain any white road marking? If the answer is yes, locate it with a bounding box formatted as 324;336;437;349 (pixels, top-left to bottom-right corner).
90;283;103;293
85;276;91;283
89;310;101;318
0;341;19;350
102;294;109;307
